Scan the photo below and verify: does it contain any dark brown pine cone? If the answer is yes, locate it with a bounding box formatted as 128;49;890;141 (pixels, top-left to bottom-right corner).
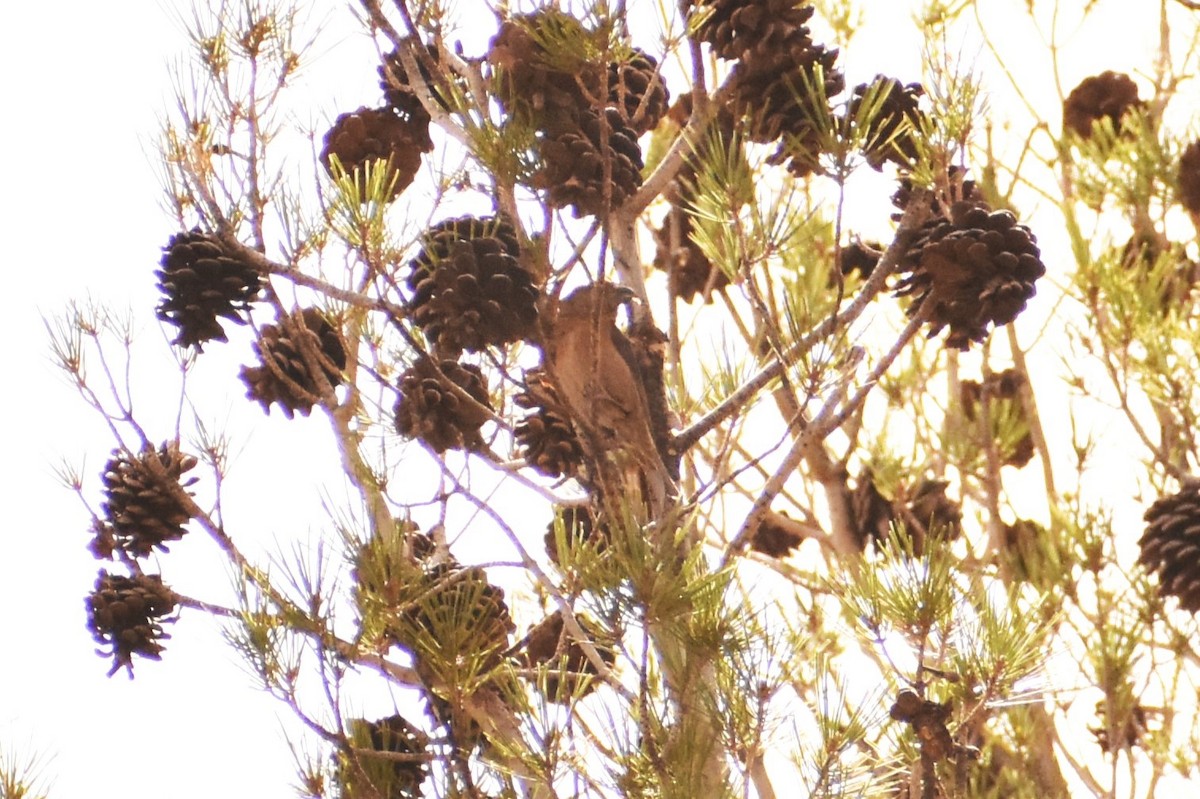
849;75;925;170
1118;232;1200;312
1177;139;1200;218
1090;700;1150;753
1063;71;1143;139
891;167;981;219
520;609;615;702
400;563;516;672
692;0;842;175
241;308;347;418
536;107;644;217
1001;518;1045;582
380;40;451;112
903;479;963;547
851;471;962;553
156;230;263;349
338;715;429;799
692;0;817;69
488;10;604;131
739;43;841;144
406;216;538;354
960;369;1035;469
838;239;883;280
514;369;585;478
1139;481;1200;612
86;571;178;677
607;49;670;136
896;201;1047;349
545;504;609;566
750;511;805;558
320;105;433;200
97;442;199;559
850;470;894;551
653;205;730;302
394;357;492;453
352;518;434;637
750;48;843;175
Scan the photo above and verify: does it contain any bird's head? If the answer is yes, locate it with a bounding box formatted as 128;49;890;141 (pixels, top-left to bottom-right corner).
555;282;636;322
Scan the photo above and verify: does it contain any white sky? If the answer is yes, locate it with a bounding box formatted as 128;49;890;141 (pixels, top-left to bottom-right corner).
0;1;1187;797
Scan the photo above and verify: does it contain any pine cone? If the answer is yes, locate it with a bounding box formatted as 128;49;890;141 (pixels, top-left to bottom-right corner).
380;40;451;112
536;107;644;217
521;610;614;702
891;167;981;219
1001;518;1045;582
1090;700;1150;753
545;504;608;566
488;10;604;131
86;571;178;677
1177;139;1200;218
1119;232;1200;311
1139;482;1200;612
352;519;434;632
339;715;429;799
608;49;670;136
406;216;538;354
849;76;925;170
851;472;962;553
653;205;730;302
896;200;1046;350
400;563;516;671
750;510;805;558
692;0;843;174
514;369;585;478
394;357;492;453
904;479;963;547
850;471;894;550
156;230;263;349
960;369;1034;469
1063;71;1143;139
838;239;882;280
692;0;817;69
241;308;347;418
96;442;199;559
320;105;433;200
740;43;841;142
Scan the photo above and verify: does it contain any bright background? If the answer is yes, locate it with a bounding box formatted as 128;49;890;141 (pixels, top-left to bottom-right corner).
0;1;1179;797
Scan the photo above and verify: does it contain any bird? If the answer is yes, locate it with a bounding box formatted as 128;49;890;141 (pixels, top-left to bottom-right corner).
544;283;675;518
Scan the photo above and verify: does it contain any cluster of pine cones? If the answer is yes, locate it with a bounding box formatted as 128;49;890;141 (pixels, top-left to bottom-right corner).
349;518;613;765
693;0;843;175
86;442;198;676
157;230;349;418
394;215;536;453
323;47;436;201
488;9;667;216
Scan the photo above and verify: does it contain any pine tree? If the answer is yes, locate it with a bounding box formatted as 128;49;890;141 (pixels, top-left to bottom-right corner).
39;1;1200;798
